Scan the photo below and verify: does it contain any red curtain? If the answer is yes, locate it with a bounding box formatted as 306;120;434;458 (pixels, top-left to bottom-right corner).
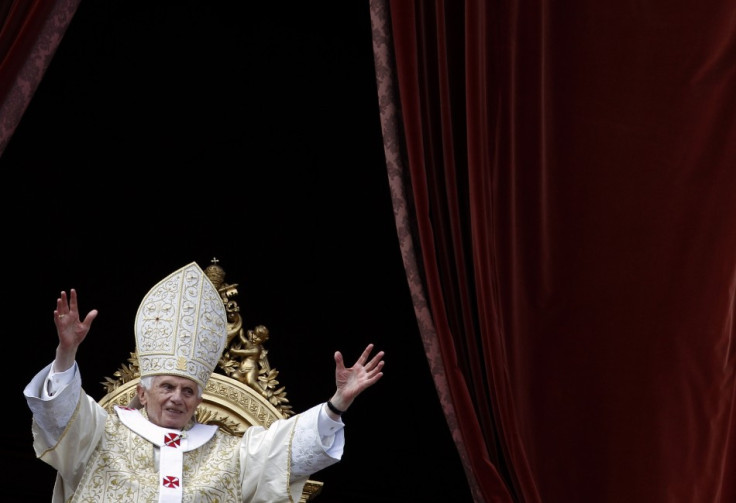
0;0;79;156
371;0;736;501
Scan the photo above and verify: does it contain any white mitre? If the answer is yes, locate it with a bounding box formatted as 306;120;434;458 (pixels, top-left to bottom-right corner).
135;261;227;389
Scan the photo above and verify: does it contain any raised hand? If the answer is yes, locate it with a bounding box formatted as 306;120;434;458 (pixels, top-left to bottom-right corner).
330;343;385;415
53;289;98;372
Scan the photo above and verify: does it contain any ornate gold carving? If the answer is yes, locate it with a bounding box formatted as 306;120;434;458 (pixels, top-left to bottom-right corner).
207;260;294;418
100;352;139;392
195;403;248;436
300;480;324;502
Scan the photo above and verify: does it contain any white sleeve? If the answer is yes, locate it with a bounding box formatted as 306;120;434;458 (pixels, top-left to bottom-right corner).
289;403;345;480
317;402;345;451
239;403;346;502
23;361;82;442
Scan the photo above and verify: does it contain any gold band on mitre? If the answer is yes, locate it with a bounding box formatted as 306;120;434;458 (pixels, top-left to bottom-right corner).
135;261;227;389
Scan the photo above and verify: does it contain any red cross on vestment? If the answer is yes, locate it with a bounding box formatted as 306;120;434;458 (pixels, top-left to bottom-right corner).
164;433;182;447
162;475;180;488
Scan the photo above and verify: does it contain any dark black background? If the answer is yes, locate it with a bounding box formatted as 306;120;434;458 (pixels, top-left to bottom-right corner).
1;2;473;502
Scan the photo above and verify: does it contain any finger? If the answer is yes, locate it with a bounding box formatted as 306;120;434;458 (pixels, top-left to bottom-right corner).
357;343;375;364
82;309;99;327
56;292;68;317
365;350;385;369
69;288;79;313
363;360;385;379
57;291;67;311
334;351;345;370
364;372;384;386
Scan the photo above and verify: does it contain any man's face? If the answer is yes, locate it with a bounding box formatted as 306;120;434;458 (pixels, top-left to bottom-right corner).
138;375;202;429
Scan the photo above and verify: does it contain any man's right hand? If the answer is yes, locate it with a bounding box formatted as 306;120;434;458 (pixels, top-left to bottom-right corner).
53;289;98;373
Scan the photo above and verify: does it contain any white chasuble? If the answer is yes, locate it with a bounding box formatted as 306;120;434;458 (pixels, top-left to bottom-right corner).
70;406;242;503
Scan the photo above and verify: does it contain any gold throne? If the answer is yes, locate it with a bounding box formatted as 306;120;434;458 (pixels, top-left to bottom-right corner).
97;258;324;502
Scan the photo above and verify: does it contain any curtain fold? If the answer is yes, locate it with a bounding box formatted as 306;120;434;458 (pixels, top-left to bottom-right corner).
0;0;80;156
372;0;736;501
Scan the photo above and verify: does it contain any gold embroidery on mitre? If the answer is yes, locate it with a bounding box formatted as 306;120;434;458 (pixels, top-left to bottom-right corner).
134;262;228;389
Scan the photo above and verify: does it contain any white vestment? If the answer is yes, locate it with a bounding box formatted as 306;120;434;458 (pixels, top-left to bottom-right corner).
24;362;345;503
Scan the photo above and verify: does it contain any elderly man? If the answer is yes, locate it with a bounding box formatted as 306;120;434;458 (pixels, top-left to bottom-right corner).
24;262;384;502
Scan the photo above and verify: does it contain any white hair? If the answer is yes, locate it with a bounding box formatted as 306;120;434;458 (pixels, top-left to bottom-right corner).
139;375;203;398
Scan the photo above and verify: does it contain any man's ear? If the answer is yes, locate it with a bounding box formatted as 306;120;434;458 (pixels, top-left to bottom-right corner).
136;383;147;406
